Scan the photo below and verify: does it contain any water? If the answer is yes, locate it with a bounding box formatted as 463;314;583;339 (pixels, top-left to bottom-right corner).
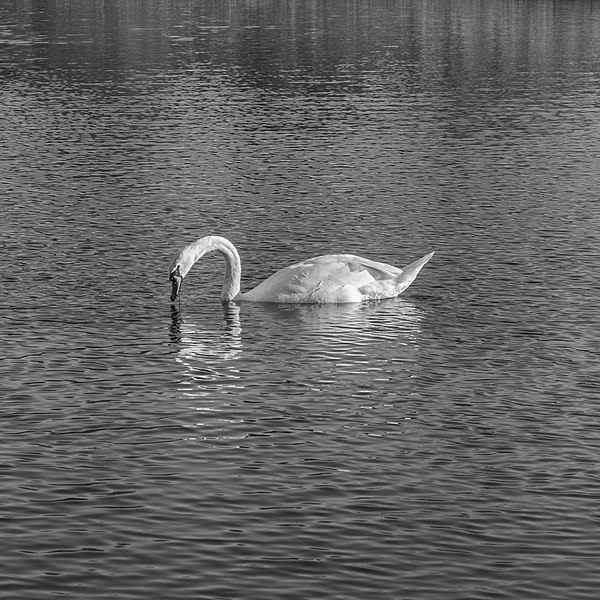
1;1;600;598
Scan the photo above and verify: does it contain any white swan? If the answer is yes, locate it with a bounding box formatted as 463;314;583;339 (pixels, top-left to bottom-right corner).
169;236;434;304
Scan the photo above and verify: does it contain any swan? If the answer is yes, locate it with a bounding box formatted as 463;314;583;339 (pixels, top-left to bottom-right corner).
169;235;434;304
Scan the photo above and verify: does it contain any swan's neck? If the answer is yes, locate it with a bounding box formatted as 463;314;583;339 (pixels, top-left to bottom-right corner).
217;240;242;301
176;236;242;302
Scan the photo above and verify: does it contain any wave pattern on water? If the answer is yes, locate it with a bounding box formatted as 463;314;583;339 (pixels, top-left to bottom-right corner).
1;1;600;599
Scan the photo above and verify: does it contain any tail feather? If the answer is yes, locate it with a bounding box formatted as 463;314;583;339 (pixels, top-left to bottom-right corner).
396;251;434;294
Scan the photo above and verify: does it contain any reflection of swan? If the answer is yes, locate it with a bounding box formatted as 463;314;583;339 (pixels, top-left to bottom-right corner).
253;297;424;349
172;304;245;442
174;303;243;398
246;299;425;397
169;235;434;304
176;304;243;365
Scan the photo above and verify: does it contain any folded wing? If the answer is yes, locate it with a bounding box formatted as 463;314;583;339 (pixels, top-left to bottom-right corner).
241;254;405;303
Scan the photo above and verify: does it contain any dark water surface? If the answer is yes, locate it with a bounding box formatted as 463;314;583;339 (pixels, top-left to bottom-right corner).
1;1;600;599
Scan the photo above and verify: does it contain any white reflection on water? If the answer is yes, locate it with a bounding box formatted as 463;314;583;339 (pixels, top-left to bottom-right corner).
254;299;426;411
170;304;244;440
175;304;243;371
282;298;423;346
169;298;424;440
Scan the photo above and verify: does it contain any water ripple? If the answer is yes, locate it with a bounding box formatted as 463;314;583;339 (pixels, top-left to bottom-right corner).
2;1;600;599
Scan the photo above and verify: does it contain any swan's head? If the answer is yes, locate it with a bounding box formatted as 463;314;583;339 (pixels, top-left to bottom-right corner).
168;236;240;303
169;265;183;302
168;244;201;302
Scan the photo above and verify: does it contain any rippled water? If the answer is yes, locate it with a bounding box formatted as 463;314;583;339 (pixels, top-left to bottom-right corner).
2;1;600;599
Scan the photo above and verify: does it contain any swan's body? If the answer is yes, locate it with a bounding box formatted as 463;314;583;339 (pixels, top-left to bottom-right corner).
169;236;434;304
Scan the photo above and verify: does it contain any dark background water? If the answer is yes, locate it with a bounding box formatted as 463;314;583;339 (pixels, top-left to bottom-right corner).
1;1;600;599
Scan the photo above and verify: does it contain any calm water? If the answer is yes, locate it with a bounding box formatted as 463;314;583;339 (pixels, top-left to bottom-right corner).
1;1;600;598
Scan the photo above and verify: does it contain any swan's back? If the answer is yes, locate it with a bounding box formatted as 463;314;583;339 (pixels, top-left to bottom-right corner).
239;254;408;304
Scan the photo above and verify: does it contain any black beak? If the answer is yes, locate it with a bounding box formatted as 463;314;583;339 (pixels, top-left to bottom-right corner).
170;267;182;302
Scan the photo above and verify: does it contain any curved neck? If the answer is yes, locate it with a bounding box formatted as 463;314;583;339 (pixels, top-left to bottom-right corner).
173;236;242;301
217;239;242;301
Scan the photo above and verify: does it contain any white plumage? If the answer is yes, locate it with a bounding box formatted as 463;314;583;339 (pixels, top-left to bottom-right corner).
169;236;434;304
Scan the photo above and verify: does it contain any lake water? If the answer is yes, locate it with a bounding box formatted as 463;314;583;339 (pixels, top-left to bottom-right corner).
1;1;600;598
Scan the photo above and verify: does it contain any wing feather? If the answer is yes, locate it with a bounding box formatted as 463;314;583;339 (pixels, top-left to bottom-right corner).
241;254;403;302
